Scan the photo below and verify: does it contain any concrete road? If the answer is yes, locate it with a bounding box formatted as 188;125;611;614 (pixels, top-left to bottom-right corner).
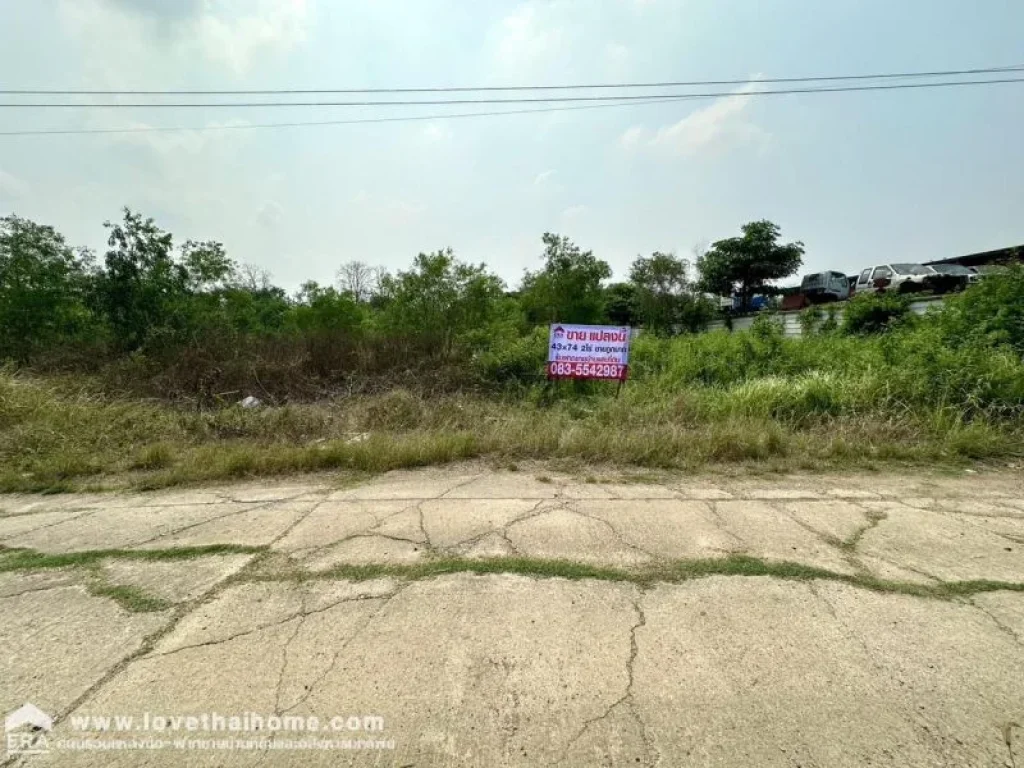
1;467;1022;766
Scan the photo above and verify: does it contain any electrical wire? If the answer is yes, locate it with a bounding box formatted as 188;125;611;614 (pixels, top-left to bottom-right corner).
2;75;1022;138
1;75;1022;108
0;95;702;137
2;64;1022;95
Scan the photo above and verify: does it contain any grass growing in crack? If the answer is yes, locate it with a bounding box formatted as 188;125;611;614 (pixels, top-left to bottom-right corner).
0;544;264;572
86;582;170;613
838;509;888;552
308;553;1024;600
664;555;839;582
319;557;631;584
5;544;1024;601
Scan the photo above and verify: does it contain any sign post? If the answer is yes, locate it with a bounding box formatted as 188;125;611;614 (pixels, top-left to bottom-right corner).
547;324;631;382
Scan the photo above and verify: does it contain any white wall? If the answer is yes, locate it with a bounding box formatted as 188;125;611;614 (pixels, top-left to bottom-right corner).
702;295;946;337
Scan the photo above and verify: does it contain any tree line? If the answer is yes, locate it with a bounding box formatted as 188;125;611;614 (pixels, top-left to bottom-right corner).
0;208;805;373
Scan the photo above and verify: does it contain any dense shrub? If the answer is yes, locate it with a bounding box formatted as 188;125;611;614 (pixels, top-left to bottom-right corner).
841;292;912;335
931;263;1024;352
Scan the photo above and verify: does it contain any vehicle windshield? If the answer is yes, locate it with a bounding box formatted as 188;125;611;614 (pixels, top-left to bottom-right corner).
891;263;931;276
932;264;971;275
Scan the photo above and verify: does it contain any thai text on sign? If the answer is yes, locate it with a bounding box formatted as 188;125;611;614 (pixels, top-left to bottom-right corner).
547;324;631;381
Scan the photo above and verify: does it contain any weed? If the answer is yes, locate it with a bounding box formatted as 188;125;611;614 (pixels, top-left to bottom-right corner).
86;581;170;613
0;544;264;572
130;443;175;471
5;545;1023;600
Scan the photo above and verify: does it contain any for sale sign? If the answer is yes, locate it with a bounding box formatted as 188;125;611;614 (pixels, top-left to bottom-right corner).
547;324;631;381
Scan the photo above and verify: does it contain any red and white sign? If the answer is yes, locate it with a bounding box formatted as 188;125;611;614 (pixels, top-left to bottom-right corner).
547;324;631;381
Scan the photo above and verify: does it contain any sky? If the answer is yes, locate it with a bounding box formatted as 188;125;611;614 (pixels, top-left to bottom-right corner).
1;0;1022;291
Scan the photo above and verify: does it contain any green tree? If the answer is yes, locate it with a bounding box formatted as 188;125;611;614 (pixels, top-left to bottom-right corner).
520;233;611;324
378;248;507;355
698;221;804;310
97;208;188;351
629;252;686;334
292;281;367;334
604;282;638;326
180;240;236;291
0;215;98;362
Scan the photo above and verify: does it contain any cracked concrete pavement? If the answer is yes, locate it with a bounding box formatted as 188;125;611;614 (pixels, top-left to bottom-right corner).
1;466;1023;766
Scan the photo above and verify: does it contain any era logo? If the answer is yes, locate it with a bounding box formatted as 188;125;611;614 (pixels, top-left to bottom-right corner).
5;703;52;755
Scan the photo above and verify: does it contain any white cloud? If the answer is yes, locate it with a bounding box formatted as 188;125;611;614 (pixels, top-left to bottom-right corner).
58;0;311;78
619;125;647;149
620;80;767;155
534;169;556;186
496;4;561;65
491;2;572;81
195;0;310;74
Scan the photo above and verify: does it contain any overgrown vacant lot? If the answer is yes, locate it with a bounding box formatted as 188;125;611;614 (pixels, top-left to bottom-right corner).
4;312;1024;491
3;242;1024;491
3;211;1024;491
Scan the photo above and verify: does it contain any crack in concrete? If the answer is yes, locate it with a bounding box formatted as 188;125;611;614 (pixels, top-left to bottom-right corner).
702;501;748;551
283;500;427;563
789;502;888;574
559;587;656;766
490;499;565;556
129;500;278;548
0;580;77;599
273;593;308;715
0;508;102;542
841;508;888;551
267;499;327;549
927;505;1024;547
216;488;324;506
350;532;424;547
772;501;844;547
446;498;555;556
415;501;431;550
148;589;395;660
0;502;102;519
366;501;430;547
1005;722;1020;768
807;581;952;760
497;527;521;557
282;584;408;717
437;474;484;499
568;501;659;562
855;545;944;584
968;599;1024;649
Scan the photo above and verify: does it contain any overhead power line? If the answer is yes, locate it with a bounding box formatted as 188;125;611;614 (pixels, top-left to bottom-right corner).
1;75;1022;108
2;75;1022;139
0;95;702;137
2;63;1024;95
1;64;1022;95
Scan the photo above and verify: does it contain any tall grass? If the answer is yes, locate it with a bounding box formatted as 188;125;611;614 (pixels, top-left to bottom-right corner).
6;280;1024;490
2;356;1021;491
